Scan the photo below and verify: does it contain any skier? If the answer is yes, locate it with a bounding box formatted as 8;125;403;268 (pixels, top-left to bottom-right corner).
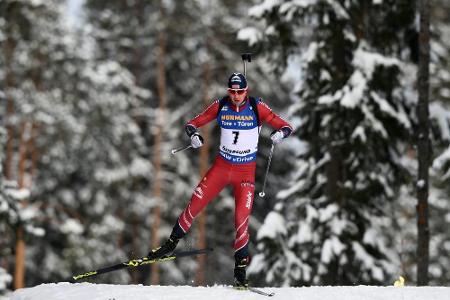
148;72;293;287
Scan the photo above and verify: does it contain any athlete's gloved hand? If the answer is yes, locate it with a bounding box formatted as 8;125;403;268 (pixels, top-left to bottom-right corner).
270;130;285;144
190;133;204;148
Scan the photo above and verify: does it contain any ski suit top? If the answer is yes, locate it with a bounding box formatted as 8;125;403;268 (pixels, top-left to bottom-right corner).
186;97;293;164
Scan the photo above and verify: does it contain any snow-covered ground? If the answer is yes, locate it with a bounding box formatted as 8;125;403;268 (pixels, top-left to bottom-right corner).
3;283;449;300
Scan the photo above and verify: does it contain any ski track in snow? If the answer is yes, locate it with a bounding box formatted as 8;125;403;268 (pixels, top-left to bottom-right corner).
3;283;450;300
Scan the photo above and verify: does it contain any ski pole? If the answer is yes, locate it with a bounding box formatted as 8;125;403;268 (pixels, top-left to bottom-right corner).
259;143;275;198
241;53;252;77
171;144;192;155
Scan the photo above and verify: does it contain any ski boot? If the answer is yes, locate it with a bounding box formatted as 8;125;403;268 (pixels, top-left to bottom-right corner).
148;234;179;260
233;256;250;289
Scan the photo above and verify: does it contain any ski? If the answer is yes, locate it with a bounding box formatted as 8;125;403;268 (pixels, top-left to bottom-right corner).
234;286;275;297
69;247;213;282
248;287;275;297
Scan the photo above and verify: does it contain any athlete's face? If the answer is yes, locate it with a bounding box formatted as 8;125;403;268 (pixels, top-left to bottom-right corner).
227;88;248;106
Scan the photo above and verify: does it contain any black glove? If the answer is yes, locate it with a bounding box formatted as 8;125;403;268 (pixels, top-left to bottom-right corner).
185;124;203;148
270;127;292;144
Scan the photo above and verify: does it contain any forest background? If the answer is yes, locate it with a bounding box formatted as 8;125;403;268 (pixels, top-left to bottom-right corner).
1;0;450;292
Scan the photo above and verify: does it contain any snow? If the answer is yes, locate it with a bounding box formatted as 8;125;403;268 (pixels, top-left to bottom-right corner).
433;147;450;169
353;47;400;78
256;211;287;240
5;283;450;300
340;69;367;108
352;242;383;281
302;42;320;63
248;0;283;18
416;180;426;189
4;188;30;201
328;0;350;20
321;236;346;264
433;146;450;180
0;268;12;291
277;178;306;199
61;219;84;235
237;27;262;46
337;46;402;111
318;203;338;222
429;102;450;141
351;125;367;142
439;88;450;98
371;91;411;129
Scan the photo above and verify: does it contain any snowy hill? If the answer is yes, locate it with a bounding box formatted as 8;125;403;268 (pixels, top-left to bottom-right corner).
4;283;450;300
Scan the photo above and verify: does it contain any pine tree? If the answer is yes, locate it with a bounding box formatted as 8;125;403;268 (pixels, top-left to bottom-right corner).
1;0;153;285
424;0;450;285
28;43;153;284
392;0;450;286
416;0;431;286
243;0;418;286
83;0;201;284
0;78;43;293
0;124;14;294
0;0;70;288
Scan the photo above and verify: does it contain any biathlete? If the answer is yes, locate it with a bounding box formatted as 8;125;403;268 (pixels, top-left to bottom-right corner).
148;72;293;287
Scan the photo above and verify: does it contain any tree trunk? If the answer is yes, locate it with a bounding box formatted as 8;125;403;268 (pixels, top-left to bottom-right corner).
326;13;347;284
195;50;211;286
416;0;430;286
4;37;15;181
14;228;26;290
27;123;39;188
14;122;30;289
5;98;15;181
354;0;368;41
17;123;31;188
150;2;167;284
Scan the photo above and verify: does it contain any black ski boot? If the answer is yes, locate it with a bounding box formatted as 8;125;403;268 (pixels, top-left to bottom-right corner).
233;256;250;289
148;234;179;259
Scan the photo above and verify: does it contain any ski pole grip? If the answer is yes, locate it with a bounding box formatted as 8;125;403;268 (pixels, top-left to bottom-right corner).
241;53;252;62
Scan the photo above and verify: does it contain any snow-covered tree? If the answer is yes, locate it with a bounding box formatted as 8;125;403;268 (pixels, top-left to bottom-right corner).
1;0;153;286
0;0;71;288
0;113;44;292
422;0;450;285
392;0;450;286
243;0;418;286
0;124;14;294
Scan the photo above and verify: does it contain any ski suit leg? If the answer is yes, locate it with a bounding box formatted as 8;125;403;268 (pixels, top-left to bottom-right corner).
177;161;229;233
231;166;256;258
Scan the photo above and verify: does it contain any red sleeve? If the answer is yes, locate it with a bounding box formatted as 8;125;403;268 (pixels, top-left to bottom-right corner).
258;100;294;132
186;100;219;129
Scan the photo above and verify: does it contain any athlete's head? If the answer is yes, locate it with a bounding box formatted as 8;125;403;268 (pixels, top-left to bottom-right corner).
227;72;248;106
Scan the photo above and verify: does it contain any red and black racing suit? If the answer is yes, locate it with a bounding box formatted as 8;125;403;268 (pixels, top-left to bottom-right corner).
174;97;293;259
